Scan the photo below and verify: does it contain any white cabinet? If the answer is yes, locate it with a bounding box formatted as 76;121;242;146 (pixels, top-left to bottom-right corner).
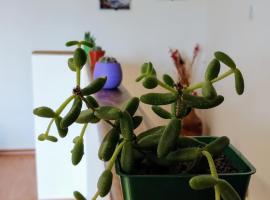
32;52;105;199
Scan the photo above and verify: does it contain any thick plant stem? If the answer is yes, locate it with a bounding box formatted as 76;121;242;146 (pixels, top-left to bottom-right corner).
202;150;220;200
184;69;234;93
56;95;75;115
157;80;177;93
79;123;88;138
107;141;125;170
92;191;99;200
76;68;81;87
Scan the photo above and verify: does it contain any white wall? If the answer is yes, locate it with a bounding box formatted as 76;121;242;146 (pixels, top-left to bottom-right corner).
0;0;208;149
203;1;270;200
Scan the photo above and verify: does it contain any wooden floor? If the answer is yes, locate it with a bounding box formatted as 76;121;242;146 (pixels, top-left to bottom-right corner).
0;150;37;200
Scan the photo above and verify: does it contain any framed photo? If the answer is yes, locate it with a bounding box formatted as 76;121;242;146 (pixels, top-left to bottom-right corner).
100;0;131;10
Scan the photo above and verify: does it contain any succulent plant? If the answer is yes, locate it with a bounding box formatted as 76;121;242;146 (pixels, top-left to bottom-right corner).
99;56;119;64
33;39;244;200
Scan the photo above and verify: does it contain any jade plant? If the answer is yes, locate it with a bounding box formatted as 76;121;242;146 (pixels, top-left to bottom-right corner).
33;39;245;200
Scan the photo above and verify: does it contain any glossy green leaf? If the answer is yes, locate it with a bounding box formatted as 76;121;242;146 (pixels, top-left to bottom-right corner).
65;40;79;47
121;141;135;174
234;68;244;95
214;51;236;69
38;134;46;141
157;118;181;158
73;191;87;200
120;111;134;140
140;93;177;105
122;97;140;116
97;170;113;197
151;106;172;119
98;128;120;161
204;136;230;156
205;59;220;81
218;179;241;200
166;147;202;162
143;76;158;89
137;133;161;150
55;116;68;138
132;116;143;129
73;48;87;69
71;138;84;165
183;94;224;109
33;106;56;118
95;106;122;120
68;57;76;71
178;137;206;148
81;77;107;95
76;109;94;123
85;96;99;108
61;97;82;128
189;175;218;190
163;74;175;87
46;135;58;142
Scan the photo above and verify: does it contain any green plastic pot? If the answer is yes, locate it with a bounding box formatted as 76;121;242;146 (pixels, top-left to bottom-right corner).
116;137;256;200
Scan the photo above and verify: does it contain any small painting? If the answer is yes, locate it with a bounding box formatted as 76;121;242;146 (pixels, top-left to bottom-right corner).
100;0;131;10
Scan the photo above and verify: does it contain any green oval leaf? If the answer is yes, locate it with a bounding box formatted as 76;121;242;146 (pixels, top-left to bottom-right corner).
120;111;134;141
120;142;135;174
214;51;236;69
151;106;172;119
55;116;68;138
46;135;58;143
122;97;140;116
204;136;230;156
183;94;224;109
72;138;84;165
97;170;113;197
81;77;107;95
205;58;221;81
95;106;122;120
163;74;175;87
38;134;46;141
137;126;165;141
61;97;82;128
166;147;202;162
140;93;177;105
143;76;158;89
189;175;218;190
132;116;143;129
202;81;217;99
73;48;87;69
73;191;87;200
85;96;99;108
33;106;56;118
218;179;241;200
178;137;206;148
76;109;94;124
68;57;76;71
137;133;161;150
66;40;79;47
98;129;120;161
234;68;244;95
157;118;181;158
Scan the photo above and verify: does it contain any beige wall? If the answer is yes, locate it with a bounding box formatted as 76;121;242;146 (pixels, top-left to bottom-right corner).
203;1;270;199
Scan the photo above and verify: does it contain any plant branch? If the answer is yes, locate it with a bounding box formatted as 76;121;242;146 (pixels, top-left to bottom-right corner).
157;79;177;93
79;123;88;138
80;95;115;127
45;119;54;136
107;141;125;170
92;191;99;200
202;150;220;200
56;95;76;115
76;68;81;87
184;69;234;93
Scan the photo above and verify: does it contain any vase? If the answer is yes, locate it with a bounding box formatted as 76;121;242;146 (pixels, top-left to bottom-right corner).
89;50;105;77
93;62;122;89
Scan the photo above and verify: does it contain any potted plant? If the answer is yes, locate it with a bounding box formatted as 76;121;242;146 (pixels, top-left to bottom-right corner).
94;56;122;89
33;39;255;200
84;32;106;77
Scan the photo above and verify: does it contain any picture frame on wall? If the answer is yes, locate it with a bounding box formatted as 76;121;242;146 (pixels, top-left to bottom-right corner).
100;0;131;10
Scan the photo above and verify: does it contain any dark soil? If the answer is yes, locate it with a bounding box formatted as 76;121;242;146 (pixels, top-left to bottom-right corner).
134;153;238;175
